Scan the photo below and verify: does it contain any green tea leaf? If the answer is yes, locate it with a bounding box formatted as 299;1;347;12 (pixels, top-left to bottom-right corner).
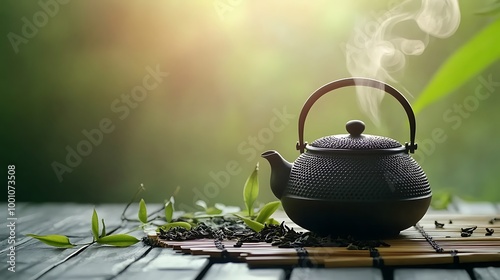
243;163;259;216
255;201;281;224
97;234;140;247
195;200;207;210
138;198;148;223
26;234;76;248
214;203;240;214
165;197;174;223
181;212;195;219
265;218;280;225
413;19;500;113
92;209;99;241
157;222;192;231
205;207;223;215
100;219;106;238
234;214;264;232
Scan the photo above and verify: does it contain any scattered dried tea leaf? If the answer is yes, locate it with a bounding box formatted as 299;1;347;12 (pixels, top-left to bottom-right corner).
154;218;390;250
488;218;499;224
460;226;477;237
435;221;445;228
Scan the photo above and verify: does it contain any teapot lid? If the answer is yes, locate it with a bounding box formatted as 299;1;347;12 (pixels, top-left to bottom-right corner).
308;120;403;152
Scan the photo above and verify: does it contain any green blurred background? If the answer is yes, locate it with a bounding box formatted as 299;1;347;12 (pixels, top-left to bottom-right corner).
1;0;499;210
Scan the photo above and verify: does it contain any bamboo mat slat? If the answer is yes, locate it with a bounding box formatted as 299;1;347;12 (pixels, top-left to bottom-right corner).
152;214;500;268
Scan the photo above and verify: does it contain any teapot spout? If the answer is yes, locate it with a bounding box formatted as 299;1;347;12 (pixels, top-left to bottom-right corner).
261;150;292;199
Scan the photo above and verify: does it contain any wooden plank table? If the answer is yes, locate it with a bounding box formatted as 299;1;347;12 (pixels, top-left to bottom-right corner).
1;202;499;280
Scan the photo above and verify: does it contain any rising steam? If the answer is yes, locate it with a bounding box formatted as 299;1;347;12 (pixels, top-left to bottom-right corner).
344;0;461;125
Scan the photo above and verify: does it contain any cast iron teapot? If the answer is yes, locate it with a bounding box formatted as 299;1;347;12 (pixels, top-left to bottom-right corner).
261;77;431;237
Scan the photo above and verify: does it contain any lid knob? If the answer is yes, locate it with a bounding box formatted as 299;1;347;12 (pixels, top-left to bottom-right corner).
346;120;365;137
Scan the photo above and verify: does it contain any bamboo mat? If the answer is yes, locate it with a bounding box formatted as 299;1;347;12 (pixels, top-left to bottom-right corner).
151;214;500;268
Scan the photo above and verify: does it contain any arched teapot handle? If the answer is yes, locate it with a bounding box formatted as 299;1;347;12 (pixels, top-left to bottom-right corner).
296;77;418;154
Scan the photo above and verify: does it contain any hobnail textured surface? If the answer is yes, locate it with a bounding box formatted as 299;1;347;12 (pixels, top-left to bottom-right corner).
310;134;402;150
286;152;430;200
